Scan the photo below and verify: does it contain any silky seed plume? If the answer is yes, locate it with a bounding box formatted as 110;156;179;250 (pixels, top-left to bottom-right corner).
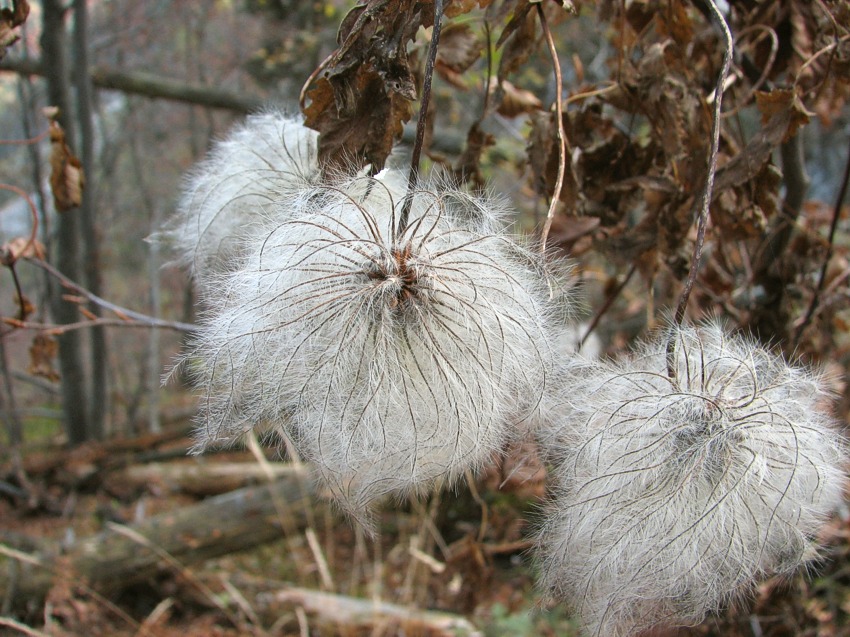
536;322;847;637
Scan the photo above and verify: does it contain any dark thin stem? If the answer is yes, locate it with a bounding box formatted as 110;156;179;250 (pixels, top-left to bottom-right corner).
481;21;492;118
579;264;637;350
666;0;732;378
8;264;26;321
793;134;850;346
537;3;566;255
399;0;444;233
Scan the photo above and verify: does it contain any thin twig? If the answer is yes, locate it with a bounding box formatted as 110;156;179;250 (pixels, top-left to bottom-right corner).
793;134;850;346
579;264;637;350
666;0;733;378
537;3;566;255
0;127;50;146
0;616;50;637
22;258;197;333
7;264;26;322
399;0;444;232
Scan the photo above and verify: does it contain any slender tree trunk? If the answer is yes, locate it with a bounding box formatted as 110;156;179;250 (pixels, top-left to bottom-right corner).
41;0;89;445
0;338;23;446
147;210;162;433
73;0;107;440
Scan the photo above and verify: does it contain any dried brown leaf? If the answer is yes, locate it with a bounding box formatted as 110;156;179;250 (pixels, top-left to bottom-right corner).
496;1;539;78
452;122;495;188
655;0;694;47
0;0;29;60
527;111;579;210
445;0;494;19
303;0;433;171
1;236;46;264
713;91;807;196
436;22;481;80
492;78;542;117
755;88;812;140
304;70;412;173
48;121;85;212
29;332;60;382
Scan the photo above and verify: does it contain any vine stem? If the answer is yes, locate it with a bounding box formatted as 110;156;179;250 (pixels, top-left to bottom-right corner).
666;0;733;378
398;0;444;233
537;2;566;255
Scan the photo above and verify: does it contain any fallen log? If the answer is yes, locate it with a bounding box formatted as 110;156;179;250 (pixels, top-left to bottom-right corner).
256;586;483;637
0;465;314;615
116;460;301;496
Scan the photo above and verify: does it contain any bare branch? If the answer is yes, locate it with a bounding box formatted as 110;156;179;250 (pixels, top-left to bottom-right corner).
0;57;263;112
15;258;197;333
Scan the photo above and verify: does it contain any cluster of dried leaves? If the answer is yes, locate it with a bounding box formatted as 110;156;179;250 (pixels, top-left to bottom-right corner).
302;0;849;366
1;108;84;382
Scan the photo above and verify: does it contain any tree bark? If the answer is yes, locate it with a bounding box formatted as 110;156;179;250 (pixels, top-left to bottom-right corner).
73;0;108;440
40;0;89;445
0;468;314;613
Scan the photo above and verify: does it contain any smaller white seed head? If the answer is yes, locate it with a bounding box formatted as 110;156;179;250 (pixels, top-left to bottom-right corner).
162;111;318;291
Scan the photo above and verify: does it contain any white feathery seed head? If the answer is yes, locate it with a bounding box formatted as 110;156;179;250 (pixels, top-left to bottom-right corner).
184;165;569;525
162;110;319;289
536;322;847;637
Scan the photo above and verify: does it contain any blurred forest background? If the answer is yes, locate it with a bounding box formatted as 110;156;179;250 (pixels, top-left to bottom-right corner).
0;0;849;635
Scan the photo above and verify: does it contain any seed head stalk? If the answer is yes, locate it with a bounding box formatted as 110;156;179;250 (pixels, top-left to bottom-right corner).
399;0;444;234
666;0;733;378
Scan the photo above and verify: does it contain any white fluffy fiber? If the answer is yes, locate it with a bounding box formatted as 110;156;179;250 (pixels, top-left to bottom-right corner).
164;110;318;288
181;148;564;523
537;323;847;637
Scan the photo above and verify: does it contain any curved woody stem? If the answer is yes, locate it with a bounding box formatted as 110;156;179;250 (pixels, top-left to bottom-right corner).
537;3;566;255
666;0;733;379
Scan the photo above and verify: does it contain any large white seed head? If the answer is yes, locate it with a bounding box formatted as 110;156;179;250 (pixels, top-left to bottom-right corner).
186;169;567;524
163;110;319;289
536;323;847;637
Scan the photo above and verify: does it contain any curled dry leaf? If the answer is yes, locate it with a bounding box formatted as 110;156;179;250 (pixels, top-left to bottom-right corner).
435;23;481;88
29;332;60;382
304;69;412;173
496;1;539;78
491;77;542;117
303;0;435;172
0;0;29;60
444;0;494;19
48;121;85;212
755;88;812;141
0;236;46;265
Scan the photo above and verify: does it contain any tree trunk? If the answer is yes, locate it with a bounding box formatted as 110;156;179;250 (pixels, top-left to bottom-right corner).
41;0;89;445
73;0;108;441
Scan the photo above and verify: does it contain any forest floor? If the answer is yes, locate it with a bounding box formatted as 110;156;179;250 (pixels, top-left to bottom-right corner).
2;422;850;637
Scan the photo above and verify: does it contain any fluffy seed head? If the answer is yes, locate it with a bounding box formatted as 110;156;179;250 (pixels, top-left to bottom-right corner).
162;110;318;290
536;323;847;637
185;168;567;525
